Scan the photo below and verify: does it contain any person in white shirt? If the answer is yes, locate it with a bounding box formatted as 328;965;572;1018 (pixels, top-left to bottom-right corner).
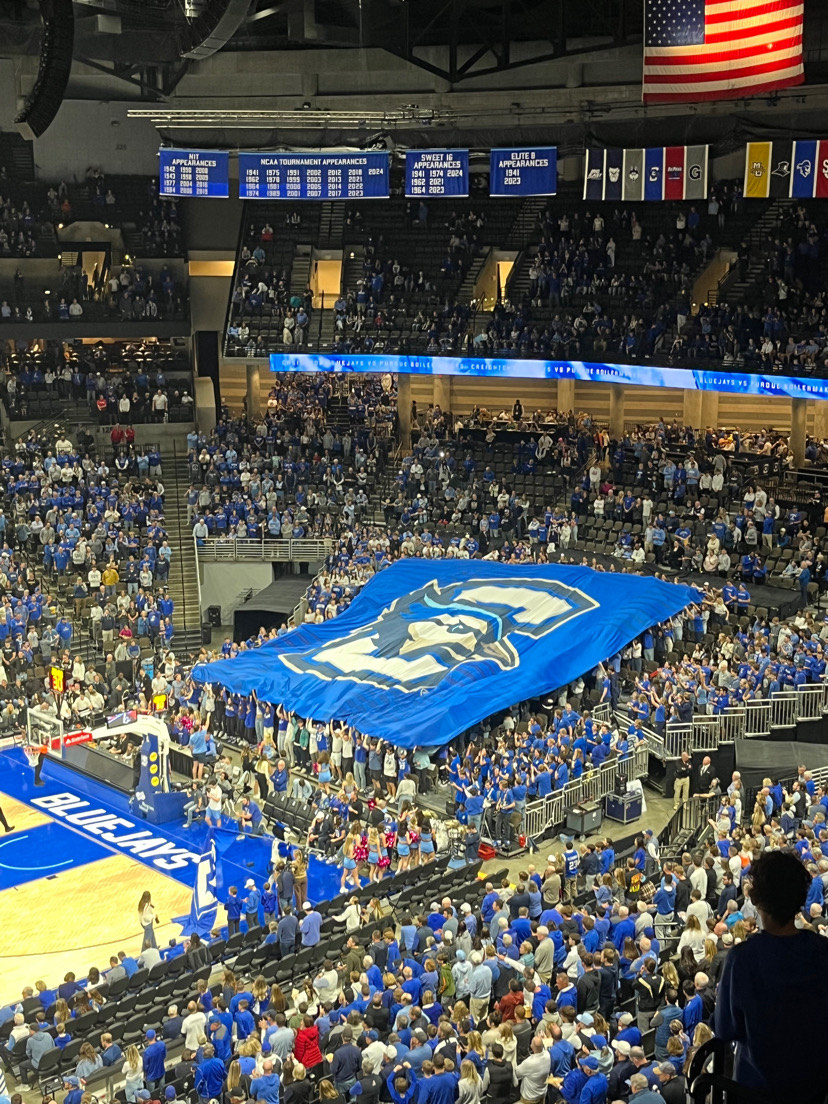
181;1002;206;1050
686;890;712;929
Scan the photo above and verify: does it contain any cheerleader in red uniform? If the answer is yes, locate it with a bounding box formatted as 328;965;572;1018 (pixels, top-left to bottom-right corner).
353;827;369;880
378;826;392;875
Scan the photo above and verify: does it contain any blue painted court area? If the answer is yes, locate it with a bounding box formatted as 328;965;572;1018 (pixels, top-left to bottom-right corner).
0;821;109;891
0;747;347;906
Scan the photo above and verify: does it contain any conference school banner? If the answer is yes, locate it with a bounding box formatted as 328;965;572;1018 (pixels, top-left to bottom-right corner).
269;352;828;402
192;562;699;746
584;146;708;201
745;140;828;198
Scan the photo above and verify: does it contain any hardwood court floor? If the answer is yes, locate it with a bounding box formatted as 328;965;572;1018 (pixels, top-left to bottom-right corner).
0;793;192;1002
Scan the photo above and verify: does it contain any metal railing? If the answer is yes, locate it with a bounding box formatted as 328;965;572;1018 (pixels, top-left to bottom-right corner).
592;701;612;726
637;683;828;759
660;795;717;851
523;744;649;840
194;536;334;562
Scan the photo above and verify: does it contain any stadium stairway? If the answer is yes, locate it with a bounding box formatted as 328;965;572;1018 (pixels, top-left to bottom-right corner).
709;197;795;307
340;245;365;303
318;202;345;248
166;438;209;650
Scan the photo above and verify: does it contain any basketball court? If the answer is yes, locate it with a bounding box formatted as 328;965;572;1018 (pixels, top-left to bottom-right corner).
0;723;346;1004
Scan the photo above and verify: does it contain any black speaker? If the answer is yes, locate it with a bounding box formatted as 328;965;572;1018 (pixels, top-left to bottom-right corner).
201;623;213;645
15;0;75;140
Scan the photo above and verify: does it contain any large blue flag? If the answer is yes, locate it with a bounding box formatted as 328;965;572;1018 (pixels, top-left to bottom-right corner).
192;561;699;746
181;830;219;937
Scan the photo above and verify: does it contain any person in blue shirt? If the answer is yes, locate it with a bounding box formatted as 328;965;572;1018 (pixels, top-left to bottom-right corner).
224;887;243;936
142;1030;167;1091
238;796;264;838
299;903;322;946
243;880;262;929
189;726;216;780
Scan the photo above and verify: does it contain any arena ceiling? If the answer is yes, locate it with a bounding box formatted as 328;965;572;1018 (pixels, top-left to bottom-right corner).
1;0;822;99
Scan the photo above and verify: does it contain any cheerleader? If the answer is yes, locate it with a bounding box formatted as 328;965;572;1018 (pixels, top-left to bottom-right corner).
317;751;332;793
408;810;421;868
419;817;435;864
396;807;412;872
340;833;359;893
353;827;369;877
378;827;391;876
366;827;381;883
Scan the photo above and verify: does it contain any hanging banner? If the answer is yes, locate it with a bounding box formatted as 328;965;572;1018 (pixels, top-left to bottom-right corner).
489;148;557;196
405;150;469;197
744;141;773;199
583;146;707;201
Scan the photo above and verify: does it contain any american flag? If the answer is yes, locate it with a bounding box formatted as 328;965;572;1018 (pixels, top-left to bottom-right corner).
643;0;804;103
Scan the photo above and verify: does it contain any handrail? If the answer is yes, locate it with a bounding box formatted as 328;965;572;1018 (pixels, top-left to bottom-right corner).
193;532;203;623
523;743;649;840
194;536;334;562
170;437;194;633
624;683;828;760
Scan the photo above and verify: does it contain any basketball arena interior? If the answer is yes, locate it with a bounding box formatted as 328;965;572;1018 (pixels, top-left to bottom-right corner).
0;3;827;1104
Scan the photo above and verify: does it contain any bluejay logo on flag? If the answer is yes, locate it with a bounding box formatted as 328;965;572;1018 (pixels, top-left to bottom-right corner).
191;561;700;747
280;577;598;692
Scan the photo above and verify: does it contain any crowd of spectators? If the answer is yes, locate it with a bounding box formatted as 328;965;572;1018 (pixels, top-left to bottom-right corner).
3;731;826;1104
0;262;188;326
673;201;828;374
187;376;396;543
2;363;828;1103
0;421;180;730
0;165;42;257
0;339;193;422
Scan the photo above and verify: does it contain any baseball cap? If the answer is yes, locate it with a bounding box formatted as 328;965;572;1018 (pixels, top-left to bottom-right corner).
461;903;472;913
591;1035;608;1049
367;1030;378;1041
618;1012;634;1025
64;1077;80;1087
303;900;312;909
577;1012;594;1026
245;878;255;888
136;1092;151;1101
456;949;466;960
145;1029;156;1040
165;1089;177;1100
655;1062;676;1076
612;1040;631;1056
579;1056;599;1071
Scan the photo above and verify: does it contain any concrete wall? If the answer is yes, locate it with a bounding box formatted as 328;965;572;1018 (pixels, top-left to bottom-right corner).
29;101;160;181
200;562;274;622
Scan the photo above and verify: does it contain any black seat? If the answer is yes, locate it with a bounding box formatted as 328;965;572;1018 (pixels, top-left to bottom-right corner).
209;939;227;962
129;968;149;991
106;976;129;999
35;1046;63;1090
